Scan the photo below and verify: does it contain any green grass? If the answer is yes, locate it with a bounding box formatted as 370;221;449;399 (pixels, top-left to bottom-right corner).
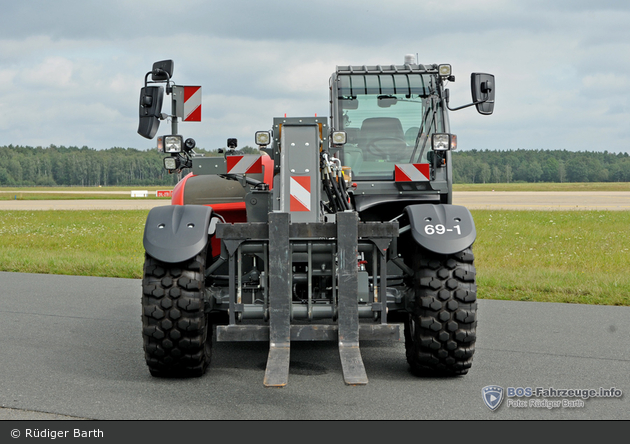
0;209;628;306
472;210;630;306
0;210;147;278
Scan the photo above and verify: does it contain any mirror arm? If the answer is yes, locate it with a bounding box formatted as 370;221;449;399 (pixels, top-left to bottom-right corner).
144;70;172;92
446;98;488;112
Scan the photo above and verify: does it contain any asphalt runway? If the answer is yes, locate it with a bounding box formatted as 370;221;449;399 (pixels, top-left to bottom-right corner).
1;191;629;210
453;191;630;211
0;193;628;421
0;271;627;421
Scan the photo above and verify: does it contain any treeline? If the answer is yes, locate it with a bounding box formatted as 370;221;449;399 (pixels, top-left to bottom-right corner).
0;144;254;187
452;149;630;183
1;145;629;186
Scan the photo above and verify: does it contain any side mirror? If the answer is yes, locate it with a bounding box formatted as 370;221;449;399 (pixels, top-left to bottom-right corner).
471;73;495;115
138;86;164;139
151;60;174;82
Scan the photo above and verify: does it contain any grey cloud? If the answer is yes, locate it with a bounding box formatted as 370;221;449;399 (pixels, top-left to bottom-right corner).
0;1;629;153
0;1;554;44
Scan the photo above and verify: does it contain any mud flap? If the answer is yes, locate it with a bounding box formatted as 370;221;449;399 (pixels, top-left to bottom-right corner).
143;205;213;263
404;204;476;255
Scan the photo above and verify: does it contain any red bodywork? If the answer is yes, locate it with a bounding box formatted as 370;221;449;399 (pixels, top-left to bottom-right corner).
170;154;275;256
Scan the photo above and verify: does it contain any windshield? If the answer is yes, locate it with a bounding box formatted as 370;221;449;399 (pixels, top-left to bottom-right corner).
337;74;443;180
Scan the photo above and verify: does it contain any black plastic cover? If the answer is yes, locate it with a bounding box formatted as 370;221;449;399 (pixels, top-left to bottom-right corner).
405;204;476;255
143;205;213;263
471;73;495;115
138;86;164;139
151;60;174;81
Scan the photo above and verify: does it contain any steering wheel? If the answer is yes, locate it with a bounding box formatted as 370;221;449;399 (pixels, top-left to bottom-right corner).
365;137;408;156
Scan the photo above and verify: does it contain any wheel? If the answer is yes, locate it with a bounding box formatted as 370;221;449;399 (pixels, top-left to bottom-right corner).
141;246;212;377
404;246;477;376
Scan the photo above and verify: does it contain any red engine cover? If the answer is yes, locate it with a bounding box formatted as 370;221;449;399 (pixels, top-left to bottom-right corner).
170;154;274;256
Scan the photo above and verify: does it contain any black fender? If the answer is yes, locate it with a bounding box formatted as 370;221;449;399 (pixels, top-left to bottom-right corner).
404;204;476;255
143;205;213;264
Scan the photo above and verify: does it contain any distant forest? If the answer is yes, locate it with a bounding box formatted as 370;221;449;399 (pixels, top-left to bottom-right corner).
0;144;255;187
451;149;630;184
0;144;629;186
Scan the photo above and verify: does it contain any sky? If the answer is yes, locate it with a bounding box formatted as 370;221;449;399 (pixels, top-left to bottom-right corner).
0;0;629;153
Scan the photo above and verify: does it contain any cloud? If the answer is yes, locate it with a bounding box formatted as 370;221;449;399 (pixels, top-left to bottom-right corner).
0;1;628;153
21;57;74;88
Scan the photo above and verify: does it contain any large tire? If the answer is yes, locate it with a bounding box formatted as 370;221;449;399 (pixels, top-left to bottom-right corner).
141;247;211;377
404;246;477;376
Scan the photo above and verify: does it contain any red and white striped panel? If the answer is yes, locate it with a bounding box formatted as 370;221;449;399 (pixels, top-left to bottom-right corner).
290;176;311;212
226;155;263;175
183;86;202;121
395;163;430;182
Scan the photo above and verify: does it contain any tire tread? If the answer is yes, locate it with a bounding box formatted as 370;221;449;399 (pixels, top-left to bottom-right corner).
405;246;477;376
141;250;211;378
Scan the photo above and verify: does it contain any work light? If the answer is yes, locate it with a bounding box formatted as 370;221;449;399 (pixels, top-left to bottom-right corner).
164;135;183;153
438;64;452;77
163;157;179;170
332;131;347;146
255;131;271;146
431;133;457;151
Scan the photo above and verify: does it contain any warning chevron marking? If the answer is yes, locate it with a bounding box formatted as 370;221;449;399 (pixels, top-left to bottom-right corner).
290;176;311;212
395;163;430;182
183;86;201;121
226;155;262;174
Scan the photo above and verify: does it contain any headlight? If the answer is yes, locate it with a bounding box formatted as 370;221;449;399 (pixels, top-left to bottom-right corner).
431;133;457;151
332;131;347;145
164;135;183;153
255;131;271;146
164;157;179;170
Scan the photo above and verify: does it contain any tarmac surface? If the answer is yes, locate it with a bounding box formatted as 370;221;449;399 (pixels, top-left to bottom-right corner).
0;192;628;421
0;271;628;421
1;191;629;210
453;191;630;211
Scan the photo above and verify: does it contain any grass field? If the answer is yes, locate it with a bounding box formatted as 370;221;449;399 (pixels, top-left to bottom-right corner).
472;210;629;306
0;209;628;306
0;210;146;278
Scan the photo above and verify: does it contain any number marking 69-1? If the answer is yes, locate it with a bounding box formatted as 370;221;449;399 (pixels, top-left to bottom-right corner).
424;224;461;235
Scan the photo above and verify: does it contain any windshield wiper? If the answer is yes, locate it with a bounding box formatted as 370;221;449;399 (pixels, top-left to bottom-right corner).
409;96;437;163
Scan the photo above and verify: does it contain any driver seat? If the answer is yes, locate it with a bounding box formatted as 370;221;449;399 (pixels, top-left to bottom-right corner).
359;117;407;160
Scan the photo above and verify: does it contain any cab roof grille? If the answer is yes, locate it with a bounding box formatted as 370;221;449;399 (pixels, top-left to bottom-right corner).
336;64;435;75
